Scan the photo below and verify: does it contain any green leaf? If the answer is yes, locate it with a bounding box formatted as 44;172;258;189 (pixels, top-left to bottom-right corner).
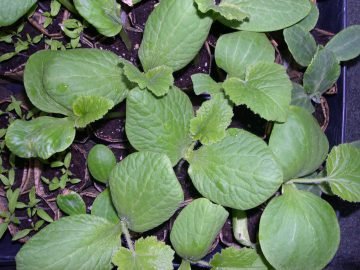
112;237;174;270
87;144;116;183
259;185;340;270
56;192;86;216
210;247;268;269
295;183;322;197
0;0;36;27
325;144;360;202
8;188;20;213
0;222;8;239
179;260;191;270
190;95;233;145
191;74;222;96
290;83;314;113
220;0;311;32
325;25;360;62
215;31;275;78
50;0;61;17
12;229;32;241
232;210;254;248
126;87;194;166
170;198;228;261
0;52;17;63
5;117;76;159
223;63;292;122
24;49;130;116
269;106;329;181
16;215;122;270
284;25;317;67
73;0;122;37
296;2;319;31
91;189;119;224
72;95;114;128
138;0;212;72
195;0;249;21
303;47;341;97
109;152;184;232
36;208;54;223
188;129;283;210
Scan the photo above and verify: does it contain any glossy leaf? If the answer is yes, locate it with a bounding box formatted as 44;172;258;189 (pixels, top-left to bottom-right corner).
215;31;274;78
16;215;122;270
210;247;267;269
296;2;319;31
56;192;86;216
190;95;233;145
269;106;329;181
170;198;228;261
0;0;36;27
112;237;174;270
223;63;292;122
109;152;184;232
87;144;116;183
91;189;119;224
126;87;194;166
325;144;360;202
259;185;340;270
290;83;314;113
187;129;283;210
74;0;122;37
303;47;341;97
195;0;248;21
326;25;360;61
284;25;317;67
220;0;311;32
5;117;76;159
138;0;212;72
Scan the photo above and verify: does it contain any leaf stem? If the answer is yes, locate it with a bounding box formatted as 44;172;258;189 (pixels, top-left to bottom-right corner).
194;260;211;267
287;177;328;185
120;220;135;253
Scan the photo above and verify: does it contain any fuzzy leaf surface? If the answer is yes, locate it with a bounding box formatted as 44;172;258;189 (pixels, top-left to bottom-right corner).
56;192;86;216
0;0;36;27
191;74;222;96
91;189;119;224
290;83;314;113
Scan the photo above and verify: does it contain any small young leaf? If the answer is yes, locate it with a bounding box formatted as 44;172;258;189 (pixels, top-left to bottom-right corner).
223;62;292;122
0;222;8;239
259;185;340;270
210;247;267;269
191;74;222;96
284;25;317;67
195;0;249;22
34;220;45;231
0;175;10;186
12;229;32;241
296;2;319;31
63;152;72;169
232;210;254;248
16;202;27;209
109;152;184;232
325;25;360;62
91;189;119;224
56;192;86;216
0;52;17;62
36;208;54;223
112;237;174;270
290;83;314;113
50;0;61;17
215;31;275;78
8;188;20;213
0;0;37;27
170;198;228;261
190;94;233;145
87;144;116;183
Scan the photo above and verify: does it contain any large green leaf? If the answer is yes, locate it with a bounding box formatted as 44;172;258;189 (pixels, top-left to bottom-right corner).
138;0;212;72
210;247;268;270
284;25;317;67
109;152;184;232
16;215;122;270
74;0;122;37
220;0;311;32
223;63;292;122
303;47;341;98
296;2;319;31
259;185;340;270
0;0;36;27
112;237;174;270
215;31;274;78
290;83;314;113
87;144;117;183
170;198;228;261
5;117;76;159
24;49;130;116
56;192;86;216
269;106;329;181
187;129;283;210
325;144;360;202
190;95;233;145
191;73;222;96
91;189;120;224
325;25;360;62
126;87;194;166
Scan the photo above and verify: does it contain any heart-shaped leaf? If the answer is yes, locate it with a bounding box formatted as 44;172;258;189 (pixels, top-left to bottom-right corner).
74;0;122;37
269;106;329;181
138;0;212;72
16;215;122;270
91;189;119;224
259;185;340;270
195;0;249;21
0;0;36;27
87;144;117;183
187;129;283;210
109;152;184;232
170;198;228;261
126;87;194;166
5;117;76;159
191;73;222;96
56;192;86;216
223;63;292;122
215;31;274;78
290;83;314;113
112;237;174;270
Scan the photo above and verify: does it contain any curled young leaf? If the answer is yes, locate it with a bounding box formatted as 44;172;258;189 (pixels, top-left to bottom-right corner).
195;0;249;22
